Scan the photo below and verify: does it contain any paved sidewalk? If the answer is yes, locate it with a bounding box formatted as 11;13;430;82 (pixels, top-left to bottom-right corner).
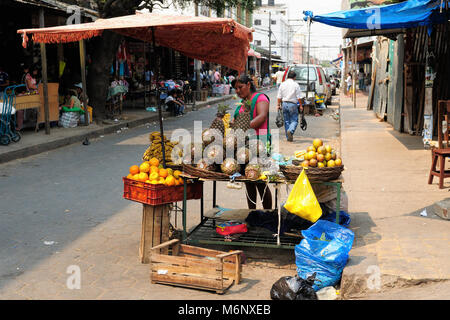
0;93;239;164
339;92;450;299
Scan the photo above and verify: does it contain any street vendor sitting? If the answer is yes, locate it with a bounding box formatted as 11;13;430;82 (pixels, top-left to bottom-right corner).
165;89;184;117
58;89;83;128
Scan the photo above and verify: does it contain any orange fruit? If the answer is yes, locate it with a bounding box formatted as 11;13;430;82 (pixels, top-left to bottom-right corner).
335;158;342;166
159;168;168;178
149;158;159;167
165;175;176;186
307;151;316;160
150;166;159;174
173;170;182;179
149;172;159;181
158;177;165;184
145;180;151;184
133;174;140;181
327;160;336;168
127;174;133;179
167;168;174;176
178;178;184;185
129;165;140;175
325;153;332;161
138;172;149;182
313;139;323;149
139;162;150;173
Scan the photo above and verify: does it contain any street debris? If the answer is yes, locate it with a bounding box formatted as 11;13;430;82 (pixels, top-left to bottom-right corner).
43;241;57;246
270;273;318;300
316;286;339;300
420;209;428;217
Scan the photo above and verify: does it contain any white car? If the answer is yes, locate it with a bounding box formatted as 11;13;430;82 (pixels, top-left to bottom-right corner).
283;64;332;105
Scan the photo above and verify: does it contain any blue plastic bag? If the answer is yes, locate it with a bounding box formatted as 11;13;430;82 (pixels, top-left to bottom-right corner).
295;220;354;291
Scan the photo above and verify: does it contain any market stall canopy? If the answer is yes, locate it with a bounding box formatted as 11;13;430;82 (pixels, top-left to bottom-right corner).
248;48;261;59
303;0;449;37
17;11;253;72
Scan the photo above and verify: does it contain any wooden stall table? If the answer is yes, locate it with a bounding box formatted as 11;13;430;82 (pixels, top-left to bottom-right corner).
13;83;59;131
179;172;344;250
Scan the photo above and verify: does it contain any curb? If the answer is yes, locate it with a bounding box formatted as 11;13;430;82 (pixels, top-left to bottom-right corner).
0;87;275;164
0;94;239;164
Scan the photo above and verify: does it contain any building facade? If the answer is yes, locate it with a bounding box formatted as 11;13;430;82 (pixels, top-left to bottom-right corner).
252;0;291;66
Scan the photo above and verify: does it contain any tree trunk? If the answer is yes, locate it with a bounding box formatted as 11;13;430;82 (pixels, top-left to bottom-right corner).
87;31;122;121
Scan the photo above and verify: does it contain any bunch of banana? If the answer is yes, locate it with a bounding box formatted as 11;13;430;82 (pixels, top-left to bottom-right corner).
223;113;231;136
143;132;182;165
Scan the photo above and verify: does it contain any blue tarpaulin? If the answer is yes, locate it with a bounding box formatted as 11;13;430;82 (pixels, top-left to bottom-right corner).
304;0;448;34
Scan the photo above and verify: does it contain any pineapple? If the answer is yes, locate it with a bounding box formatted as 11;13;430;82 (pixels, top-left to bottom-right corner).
231;100;252;133
209;104;230;136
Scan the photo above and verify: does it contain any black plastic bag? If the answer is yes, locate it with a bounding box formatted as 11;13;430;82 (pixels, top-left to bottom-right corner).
276;109;284;128
270;273;318;300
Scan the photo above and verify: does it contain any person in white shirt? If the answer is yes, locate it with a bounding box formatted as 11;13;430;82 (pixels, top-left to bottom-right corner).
277;71;304;142
275;68;285;88
346;72;352;97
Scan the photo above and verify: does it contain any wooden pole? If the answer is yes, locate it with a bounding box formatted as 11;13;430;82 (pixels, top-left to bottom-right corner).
39;9;50;134
152;27;166;168
79;39;89;125
354;39;358;108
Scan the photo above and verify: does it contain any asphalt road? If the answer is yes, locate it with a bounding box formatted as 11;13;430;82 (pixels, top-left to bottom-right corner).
0;87;341;295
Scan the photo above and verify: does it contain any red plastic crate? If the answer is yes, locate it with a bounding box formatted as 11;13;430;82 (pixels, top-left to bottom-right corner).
123;177;203;206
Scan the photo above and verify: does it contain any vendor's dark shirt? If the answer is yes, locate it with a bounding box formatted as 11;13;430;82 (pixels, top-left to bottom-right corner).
0;71;9;85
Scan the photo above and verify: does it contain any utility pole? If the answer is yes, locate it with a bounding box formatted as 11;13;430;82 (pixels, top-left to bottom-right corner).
193;3;200;110
269;11;272;77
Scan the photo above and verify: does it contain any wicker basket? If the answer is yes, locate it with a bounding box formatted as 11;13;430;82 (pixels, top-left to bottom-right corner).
166;164;182;172
182;164;231;180
280;165;344;182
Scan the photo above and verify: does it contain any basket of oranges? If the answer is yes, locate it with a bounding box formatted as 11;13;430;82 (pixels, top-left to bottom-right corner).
123;158;202;206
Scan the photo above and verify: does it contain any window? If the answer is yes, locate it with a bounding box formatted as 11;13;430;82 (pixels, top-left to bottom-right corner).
268;0;275;6
254;19;261;25
255;40;262;46
292;67;317;81
271;20;276;25
255;0;262;6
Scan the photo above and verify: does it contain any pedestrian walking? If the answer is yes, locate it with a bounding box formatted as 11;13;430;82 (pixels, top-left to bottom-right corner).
358;68;365;91
346;72;352;97
275;68;285;88
277;71;303;142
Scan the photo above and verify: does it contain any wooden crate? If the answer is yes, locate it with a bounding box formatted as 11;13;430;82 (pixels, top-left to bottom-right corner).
150;239;242;294
140;204;171;264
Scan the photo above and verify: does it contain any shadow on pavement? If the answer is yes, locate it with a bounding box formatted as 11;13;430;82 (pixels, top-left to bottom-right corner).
348;211;381;249
388;130;424;151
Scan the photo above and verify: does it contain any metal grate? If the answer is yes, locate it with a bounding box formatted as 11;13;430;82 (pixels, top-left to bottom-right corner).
185;218;301;249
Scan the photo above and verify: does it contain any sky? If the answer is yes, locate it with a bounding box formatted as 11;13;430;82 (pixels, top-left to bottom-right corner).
283;0;344;61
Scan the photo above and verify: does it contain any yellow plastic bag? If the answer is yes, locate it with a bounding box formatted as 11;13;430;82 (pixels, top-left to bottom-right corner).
284;169;322;223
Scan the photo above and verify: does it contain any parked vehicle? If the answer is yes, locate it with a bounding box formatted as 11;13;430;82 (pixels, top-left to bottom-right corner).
283;64;332;105
325;67;341;90
328;75;337;95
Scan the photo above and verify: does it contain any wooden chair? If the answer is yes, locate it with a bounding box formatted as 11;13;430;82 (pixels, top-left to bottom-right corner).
428;100;450;188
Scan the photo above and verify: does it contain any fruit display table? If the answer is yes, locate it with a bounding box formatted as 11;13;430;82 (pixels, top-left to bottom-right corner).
179;173;344;250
